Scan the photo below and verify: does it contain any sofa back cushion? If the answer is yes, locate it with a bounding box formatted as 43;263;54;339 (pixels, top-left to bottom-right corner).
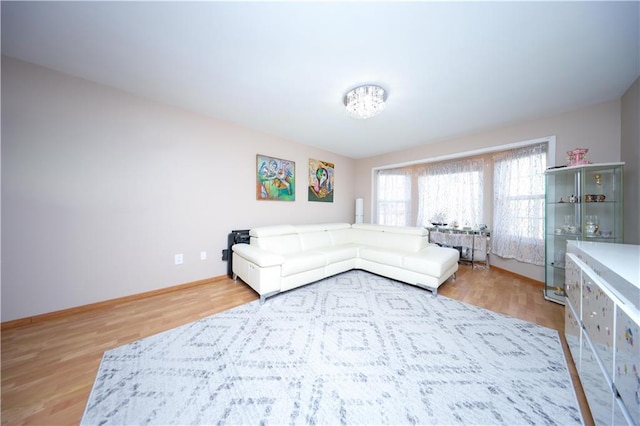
296;223;350;251
329;228;353;246
248;223;427;255
250;225;302;255
351;223;427;252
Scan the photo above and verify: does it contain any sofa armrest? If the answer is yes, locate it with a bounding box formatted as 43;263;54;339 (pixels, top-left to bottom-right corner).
232;244;285;267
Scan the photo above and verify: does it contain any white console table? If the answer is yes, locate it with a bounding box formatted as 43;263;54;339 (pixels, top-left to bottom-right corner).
565;241;639;425
426;227;490;269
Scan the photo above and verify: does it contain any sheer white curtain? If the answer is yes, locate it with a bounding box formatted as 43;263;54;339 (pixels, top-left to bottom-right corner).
376;169;412;226
417;158;484;228
492;143;547;265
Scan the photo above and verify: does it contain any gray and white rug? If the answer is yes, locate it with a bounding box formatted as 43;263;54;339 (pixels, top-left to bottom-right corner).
81;270;582;425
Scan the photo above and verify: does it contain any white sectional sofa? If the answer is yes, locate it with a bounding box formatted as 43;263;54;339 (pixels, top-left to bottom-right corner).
232;223;460;303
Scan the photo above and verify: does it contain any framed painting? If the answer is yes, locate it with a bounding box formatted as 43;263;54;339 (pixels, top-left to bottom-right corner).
308;159;334;202
256;155;295;201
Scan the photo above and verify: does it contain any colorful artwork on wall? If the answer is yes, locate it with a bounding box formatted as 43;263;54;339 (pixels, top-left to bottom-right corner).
256;155;295;201
308;159;334;202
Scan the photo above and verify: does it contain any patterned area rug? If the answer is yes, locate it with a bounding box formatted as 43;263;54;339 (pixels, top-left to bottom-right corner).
81;270;582;425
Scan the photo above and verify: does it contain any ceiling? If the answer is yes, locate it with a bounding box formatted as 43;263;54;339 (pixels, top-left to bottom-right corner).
2;1;639;159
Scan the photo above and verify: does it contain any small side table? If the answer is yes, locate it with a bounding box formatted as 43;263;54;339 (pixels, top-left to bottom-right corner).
426;226;491;269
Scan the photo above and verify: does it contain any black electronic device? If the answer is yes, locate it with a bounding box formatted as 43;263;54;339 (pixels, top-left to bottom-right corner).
223;229;250;277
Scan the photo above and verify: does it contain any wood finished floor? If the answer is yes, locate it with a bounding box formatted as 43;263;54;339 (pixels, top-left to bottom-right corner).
1;265;593;425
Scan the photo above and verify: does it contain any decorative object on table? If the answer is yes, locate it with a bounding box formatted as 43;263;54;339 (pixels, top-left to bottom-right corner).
308;159;334;202
430;212;447;227
256;154;295;201
566;148;590;166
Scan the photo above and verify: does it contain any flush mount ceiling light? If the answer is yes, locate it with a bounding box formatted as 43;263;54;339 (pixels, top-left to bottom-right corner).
343;84;387;119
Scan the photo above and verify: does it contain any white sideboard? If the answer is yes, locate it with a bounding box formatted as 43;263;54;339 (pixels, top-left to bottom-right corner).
565;241;639;425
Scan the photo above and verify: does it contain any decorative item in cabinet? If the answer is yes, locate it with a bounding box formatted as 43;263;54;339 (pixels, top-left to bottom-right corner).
544;162;624;305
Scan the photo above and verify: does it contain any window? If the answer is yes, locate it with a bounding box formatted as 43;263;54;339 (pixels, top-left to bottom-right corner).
376;169;411;226
492;143;547;266
373;139;550;267
417;158;484;228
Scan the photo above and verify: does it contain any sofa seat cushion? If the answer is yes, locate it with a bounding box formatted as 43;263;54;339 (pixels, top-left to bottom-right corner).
402;246;459;277
281;251;327;277
315;243;360;264
358;246;405;268
232;244;285;267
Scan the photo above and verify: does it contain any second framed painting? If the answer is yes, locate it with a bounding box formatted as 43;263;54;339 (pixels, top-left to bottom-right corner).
308;159;334;202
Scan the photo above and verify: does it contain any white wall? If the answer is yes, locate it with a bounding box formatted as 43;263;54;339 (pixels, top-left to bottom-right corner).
3;55;634;320
1;57;356;322
355;99;623;281
621;76;640;244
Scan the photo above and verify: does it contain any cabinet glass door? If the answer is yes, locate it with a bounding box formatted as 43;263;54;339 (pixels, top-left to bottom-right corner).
545;169;580;303
581;165;623;243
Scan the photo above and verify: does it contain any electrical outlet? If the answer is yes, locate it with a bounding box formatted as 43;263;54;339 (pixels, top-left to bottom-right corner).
200;251;207;260
174;254;184;265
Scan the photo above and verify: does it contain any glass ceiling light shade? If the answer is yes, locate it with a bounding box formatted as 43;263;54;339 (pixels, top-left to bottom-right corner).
343;84;387;119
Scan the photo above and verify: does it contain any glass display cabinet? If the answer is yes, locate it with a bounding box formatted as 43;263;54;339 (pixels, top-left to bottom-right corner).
544;162;624;304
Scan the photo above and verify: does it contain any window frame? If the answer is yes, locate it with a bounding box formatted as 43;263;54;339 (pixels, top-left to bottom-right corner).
375;169;412;226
